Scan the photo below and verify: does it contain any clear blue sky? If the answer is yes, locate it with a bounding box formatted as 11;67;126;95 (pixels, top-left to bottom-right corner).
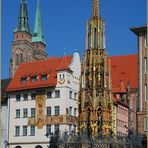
2;0;146;79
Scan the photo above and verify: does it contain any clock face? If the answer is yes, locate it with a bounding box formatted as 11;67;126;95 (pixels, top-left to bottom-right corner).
58;79;65;84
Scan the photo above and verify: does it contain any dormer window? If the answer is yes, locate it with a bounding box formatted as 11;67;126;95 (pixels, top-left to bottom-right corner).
41;75;47;81
31;76;37;82
21;78;27;84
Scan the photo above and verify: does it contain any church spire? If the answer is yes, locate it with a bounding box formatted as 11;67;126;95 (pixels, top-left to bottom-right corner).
32;0;46;45
14;0;30;33
92;0;100;18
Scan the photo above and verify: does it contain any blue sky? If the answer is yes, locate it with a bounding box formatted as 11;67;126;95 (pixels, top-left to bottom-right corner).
2;0;146;79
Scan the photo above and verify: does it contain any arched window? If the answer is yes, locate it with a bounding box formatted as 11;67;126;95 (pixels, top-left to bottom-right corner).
16;54;19;65
19;53;23;63
20;53;23;63
35;145;43;148
15;146;22;148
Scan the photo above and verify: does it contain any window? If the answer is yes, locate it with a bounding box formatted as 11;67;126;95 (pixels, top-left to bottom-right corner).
47;107;51;116
144;58;147;74
16;94;21;101
144;33;147;47
16;109;20;118
31;108;35;117
69;91;72;99
66;108;69;114
23;108;28;118
55;124;59;131
69;124;72;133
69;107;72;116
16;54;19;65
144;116;148;131
63;74;65;79
15;126;20;136
31;93;36;100
47;91;52;99
55;90;60;98
23;126;27;136
30;126;35;136
21;78;27;84
145;84;148;101
59;74;61;79
41;75;47;81
74;108;77;117
23;93;28;101
74;93;77;100
31;76;37;82
55;106;60;116
46;124;51;135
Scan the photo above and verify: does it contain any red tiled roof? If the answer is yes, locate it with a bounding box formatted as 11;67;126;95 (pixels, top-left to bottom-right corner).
109;54;138;93
6;55;73;92
56;55;71;71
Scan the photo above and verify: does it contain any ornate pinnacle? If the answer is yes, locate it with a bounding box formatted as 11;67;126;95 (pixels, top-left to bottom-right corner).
92;0;100;18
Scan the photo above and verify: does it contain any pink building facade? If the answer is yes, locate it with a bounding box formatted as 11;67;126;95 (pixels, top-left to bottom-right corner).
114;93;128;136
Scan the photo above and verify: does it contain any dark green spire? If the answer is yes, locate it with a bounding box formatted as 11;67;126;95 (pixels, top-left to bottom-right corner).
14;0;30;33
32;0;46;45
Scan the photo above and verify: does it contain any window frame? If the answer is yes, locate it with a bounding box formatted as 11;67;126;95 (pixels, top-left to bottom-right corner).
23;93;28;101
41;75;47;81
144;116;148;131
16;94;21;102
69;91;73;99
55;90;60;98
31;76;37;82
145;84;148;101
54;106;60;116
47;106;51;116
47;91;52;99
31;108;35;117
16;109;20;118
30;126;35;136
15;126;20;137
23;126;27;136
31;93;36;100
54;124;59;131
23;108;28;118
46;124;51;135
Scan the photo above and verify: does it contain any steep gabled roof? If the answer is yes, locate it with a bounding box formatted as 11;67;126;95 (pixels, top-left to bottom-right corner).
110;54;138;93
6;55;72;92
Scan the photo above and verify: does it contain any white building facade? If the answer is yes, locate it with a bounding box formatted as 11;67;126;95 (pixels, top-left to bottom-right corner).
6;51;81;148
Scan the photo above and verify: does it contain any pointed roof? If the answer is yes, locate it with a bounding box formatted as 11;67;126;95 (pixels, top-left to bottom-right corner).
119;80;126;93
109;54;138;93
56;55;71;71
92;0;99;18
32;0;46;45
14;0;30;33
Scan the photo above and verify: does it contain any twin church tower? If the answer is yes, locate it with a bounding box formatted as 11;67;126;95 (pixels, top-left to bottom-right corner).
10;0;48;78
10;0;112;136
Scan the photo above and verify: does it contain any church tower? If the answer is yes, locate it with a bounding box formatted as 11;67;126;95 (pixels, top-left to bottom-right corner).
10;0;48;78
32;0;48;60
78;0;112;136
10;0;33;78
